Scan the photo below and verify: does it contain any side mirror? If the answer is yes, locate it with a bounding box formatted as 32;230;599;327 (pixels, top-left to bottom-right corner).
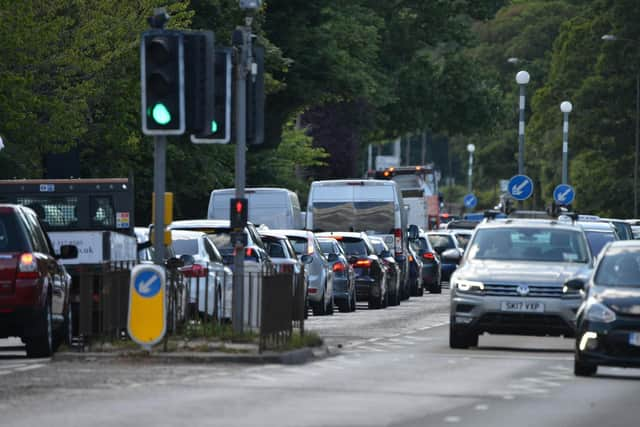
301;254;314;264
59;245;78;259
380;249;391;258
408;224;419;240
327;253;338;262
442;248;461;263
564;278;586;292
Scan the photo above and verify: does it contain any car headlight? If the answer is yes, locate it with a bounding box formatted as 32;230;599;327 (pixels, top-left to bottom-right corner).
454;279;484;292
585;300;616;323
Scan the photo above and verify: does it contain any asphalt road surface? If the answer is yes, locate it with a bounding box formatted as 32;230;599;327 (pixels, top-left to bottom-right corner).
1;288;639;427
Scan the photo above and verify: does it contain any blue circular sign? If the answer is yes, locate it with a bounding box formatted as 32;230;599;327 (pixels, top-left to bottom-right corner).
134;270;162;298
463;193;478;209
553;184;575;205
508;174;534;201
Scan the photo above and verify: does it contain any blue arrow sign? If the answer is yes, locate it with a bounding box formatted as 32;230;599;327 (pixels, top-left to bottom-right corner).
553;184;575;205
463;193;478;209
134;269;162;298
508;174;534;201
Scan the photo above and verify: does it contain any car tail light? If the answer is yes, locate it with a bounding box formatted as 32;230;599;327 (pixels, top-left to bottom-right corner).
308;288;317;294
422;252;435;260
394;228;402;255
354;259;372;268
333;262;346;272
408;255;414;262
17;253;40;279
181;263;208;278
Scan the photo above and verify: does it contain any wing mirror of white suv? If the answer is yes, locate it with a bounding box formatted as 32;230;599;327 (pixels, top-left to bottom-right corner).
442;248;462;263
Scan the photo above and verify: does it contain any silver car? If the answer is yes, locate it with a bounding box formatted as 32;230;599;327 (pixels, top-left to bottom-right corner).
279;229;334;316
449;219;593;349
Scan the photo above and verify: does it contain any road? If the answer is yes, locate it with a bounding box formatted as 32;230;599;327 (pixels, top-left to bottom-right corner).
1;289;639;427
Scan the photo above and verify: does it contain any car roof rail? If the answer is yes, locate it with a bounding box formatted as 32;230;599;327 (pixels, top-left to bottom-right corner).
483;210;502;221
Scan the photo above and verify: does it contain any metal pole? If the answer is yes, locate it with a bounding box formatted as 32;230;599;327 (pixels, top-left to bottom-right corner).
518;84;526;175
153;135;166;265
635;72;639;217
562;112;569;185
467;151;473;193
232;20;252;334
421;131;426;165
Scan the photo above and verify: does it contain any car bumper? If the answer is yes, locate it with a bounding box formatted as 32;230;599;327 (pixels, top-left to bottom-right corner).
332;276;351;300
0;307;43;338
355;276;381;301
421;264;439;285
576;318;640;368
451;292;580;337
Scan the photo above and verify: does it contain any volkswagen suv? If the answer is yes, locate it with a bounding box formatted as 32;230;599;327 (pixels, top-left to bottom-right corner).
449;218;593;349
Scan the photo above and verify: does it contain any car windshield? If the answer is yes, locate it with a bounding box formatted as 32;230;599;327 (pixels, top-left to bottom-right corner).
584;230;616;257
595;247;640;287
467;227;590;263
371;240;387;255
287;236;308;255
340;238;368;256
318;241;337;255
427;234;455;250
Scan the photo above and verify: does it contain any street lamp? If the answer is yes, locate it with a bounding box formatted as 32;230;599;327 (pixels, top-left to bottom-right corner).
602;34;639;217
467;143;475;193
560;101;573;184
516;70;530;175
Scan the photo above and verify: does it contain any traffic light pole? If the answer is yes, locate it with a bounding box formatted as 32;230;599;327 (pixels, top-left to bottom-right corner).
153;135;167;265
232;19;253;334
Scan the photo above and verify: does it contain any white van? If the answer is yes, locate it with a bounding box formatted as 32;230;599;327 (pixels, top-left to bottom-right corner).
208;187;303;230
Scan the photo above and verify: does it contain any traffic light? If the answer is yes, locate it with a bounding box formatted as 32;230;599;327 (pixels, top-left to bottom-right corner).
183;31;215;136
247;45;265;145
141;30;185;135
230;197;248;230
191;47;232;144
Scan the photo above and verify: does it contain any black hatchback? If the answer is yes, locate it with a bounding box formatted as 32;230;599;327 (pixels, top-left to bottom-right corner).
567;240;640;376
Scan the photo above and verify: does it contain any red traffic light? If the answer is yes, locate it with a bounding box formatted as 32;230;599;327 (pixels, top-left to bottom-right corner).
230;197;248;230
235;200;244;213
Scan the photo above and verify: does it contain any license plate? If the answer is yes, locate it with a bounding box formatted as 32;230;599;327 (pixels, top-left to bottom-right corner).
501;301;544;313
629;333;640;347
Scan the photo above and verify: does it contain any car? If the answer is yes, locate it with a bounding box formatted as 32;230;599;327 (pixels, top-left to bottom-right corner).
409;232;442;293
600;217;634;240
170;230;233;320
426;231;463;281
568;240;640;376
317;236;357;312
317;231;387;309
0;204;78;357
450;229;473;252
278;230;334;316
406;241;424;297
369;236;402;305
449;218;593;349
576;220;619;258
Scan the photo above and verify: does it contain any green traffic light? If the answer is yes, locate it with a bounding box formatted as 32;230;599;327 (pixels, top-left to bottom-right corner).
151;103;172;125
211;120;218;133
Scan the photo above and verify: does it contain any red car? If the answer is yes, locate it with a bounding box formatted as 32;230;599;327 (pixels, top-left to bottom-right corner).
0;204;77;357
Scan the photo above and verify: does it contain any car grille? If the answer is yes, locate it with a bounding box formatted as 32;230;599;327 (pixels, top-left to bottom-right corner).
483;283;578;298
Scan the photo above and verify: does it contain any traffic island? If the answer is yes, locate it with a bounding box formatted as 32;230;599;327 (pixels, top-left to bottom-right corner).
53;330;330;365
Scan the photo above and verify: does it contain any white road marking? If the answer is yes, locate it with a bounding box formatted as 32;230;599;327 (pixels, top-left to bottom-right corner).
444;416;461;423
475;404;489;411
14;364;44;372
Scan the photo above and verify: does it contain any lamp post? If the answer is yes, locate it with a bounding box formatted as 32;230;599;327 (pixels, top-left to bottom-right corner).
560;101;573;184
515;70;530;175
602;34;639;217
467;143;475;193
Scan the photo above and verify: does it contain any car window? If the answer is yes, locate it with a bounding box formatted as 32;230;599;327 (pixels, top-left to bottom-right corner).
467;227;589;263
454;233;471;250
595;246;640;286
341;238;368;256
585;231;616;257
21;210;50;254
172;238;200;256
319;240;338;255
0;211;29;252
428;234;455;250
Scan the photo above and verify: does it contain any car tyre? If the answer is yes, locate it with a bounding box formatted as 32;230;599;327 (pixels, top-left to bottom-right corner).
26;300;53;358
430;282;442;294
326;292;334;315
312;290;326;316
349;287;357;312
574;358;597;377
417;283;424;297
449;323;477;349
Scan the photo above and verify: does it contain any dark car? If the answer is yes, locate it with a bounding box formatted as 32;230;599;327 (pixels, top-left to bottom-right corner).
406;242;424;297
409;233;442;293
0;204;77;357
568;240;640;376
317;236;356;312
369;236;402;306
317;232;387;309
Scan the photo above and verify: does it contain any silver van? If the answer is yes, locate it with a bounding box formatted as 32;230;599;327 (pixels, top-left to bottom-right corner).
306;179;411;298
208;187;303;230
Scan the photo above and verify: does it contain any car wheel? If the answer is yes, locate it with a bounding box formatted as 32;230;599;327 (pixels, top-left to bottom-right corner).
63;302;73;346
26;300;53;358
326;292;334;315
350;288;357;312
449;322;476;349
431;282;442;294
574;358;597;376
312;290;326;316
417;282;424;297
